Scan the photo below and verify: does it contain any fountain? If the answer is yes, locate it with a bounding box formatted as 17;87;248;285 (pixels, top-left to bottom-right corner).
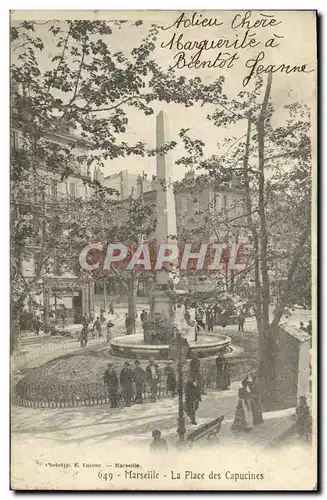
110;111;231;359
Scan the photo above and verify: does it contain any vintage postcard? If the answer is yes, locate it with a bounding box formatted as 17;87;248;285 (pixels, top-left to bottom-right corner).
10;10;317;491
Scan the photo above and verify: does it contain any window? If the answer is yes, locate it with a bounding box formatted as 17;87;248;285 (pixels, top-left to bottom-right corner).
69;182;77;198
51;180;58;200
180;196;188;213
215;194;221;212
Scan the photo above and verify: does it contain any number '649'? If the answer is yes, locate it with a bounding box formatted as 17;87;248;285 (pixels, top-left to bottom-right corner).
98;471;113;481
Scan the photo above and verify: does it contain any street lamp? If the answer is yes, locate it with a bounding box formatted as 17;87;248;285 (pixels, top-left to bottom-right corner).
169;327;189;446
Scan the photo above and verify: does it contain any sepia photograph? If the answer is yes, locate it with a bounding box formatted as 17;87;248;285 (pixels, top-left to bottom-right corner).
9;9;317;490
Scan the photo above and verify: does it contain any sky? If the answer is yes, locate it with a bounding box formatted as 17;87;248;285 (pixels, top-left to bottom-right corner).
11;10;317;181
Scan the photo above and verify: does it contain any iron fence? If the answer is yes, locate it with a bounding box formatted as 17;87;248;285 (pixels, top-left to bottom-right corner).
13;360;256;408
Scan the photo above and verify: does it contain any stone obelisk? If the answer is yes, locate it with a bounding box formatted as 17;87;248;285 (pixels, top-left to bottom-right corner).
149;111;178;338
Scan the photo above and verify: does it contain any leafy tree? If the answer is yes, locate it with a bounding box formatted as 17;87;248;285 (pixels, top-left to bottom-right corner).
176;74;312;405
10;19;223;349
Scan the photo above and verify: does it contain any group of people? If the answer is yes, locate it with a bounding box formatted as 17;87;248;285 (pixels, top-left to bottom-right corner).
80;312;115;347
103;359;177;408
185;304;247;333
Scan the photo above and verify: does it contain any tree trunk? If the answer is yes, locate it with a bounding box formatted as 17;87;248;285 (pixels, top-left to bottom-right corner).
103;278;107;311
242;113;262;332
127;274;138;334
257;71;272;334
256;73;275;399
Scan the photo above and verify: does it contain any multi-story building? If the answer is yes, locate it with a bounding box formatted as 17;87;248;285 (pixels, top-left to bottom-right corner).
12;119;96;327
94;168;248;299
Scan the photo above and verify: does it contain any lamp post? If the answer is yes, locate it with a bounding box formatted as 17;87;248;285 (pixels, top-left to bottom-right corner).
169;328;189;446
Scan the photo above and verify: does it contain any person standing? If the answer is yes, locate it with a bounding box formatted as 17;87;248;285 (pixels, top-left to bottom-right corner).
248;373;264;425
150;429;168;453
82;313;89;327
164;362;176;397
125;313;132;335
80;324;88;347
238;311;246;332
133;359;146;404
190;354;205;398
207;308;214;332
215;353;231;390
231;379;253;431
120;362;134;407
185;376;200;425
100;307;106;324
34;316;42;336
195;309;205;331
295;396;311;439
104;364;119;408
146;359;160;402
109;302;114;315
93;317;103;338
106;320;114;342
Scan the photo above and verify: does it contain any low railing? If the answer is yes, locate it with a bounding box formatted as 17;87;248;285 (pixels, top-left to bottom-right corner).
13;360;256;409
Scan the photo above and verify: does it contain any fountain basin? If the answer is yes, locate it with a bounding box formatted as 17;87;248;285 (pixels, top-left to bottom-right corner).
110;333;231;360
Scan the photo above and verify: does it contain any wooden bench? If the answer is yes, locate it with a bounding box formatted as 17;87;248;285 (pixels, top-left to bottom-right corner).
187;415;224;446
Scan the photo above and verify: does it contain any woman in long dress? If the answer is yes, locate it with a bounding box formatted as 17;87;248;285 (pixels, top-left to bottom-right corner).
231;379;253;431
248;373;264;425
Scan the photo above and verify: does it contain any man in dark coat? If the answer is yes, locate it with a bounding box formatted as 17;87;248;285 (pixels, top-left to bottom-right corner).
238;311;246;332
93;317;103;338
80;324;88;347
120;362;134;407
215;353;231;390
190;354;205;398
164;363;176;397
146;359;160;402
103;364;119;408
133;359;146;404
82;313;89;327
185;376;200;425
34;316;42;336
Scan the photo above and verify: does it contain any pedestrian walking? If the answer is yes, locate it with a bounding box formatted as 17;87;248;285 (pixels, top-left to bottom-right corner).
238;311;246;332
185;376;201;425
133;359;146;404
150;429;168;453
103;364;119;408
109;302;114;315
120;362;134;407
146;359;160;402
164;362;176;397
